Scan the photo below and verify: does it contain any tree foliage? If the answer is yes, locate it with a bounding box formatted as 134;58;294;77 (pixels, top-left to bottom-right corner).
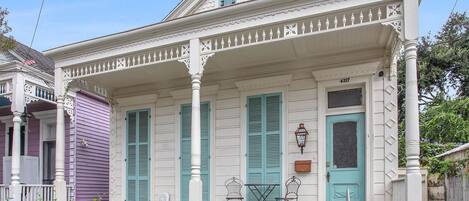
398;13;469;173
0;7;15;51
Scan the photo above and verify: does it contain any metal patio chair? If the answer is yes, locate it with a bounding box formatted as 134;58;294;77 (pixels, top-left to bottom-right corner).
225;177;244;201
275;176;301;201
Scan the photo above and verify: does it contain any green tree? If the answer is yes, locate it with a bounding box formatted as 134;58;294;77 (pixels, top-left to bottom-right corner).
398;12;469;172
0;7;15;51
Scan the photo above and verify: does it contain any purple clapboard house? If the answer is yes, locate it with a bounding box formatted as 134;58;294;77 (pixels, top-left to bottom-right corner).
0;40;110;201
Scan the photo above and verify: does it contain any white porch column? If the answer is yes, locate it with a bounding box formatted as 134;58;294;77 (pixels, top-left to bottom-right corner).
54;68;67;201
403;1;421;201
9;73;25;201
189;38;203;201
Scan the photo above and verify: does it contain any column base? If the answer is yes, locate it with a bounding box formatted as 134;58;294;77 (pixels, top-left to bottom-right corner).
54;180;67;201
9;183;21;201
406;171;422;201
189;178;203;201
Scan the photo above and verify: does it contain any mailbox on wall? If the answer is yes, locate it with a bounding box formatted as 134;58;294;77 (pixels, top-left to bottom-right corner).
295;160;312;173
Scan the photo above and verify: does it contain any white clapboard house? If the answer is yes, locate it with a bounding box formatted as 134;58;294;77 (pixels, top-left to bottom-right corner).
44;0;423;201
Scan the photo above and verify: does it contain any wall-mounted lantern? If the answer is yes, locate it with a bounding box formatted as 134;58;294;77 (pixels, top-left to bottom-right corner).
295;123;309;154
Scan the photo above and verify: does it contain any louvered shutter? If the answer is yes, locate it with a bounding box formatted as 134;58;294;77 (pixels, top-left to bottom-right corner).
181;103;211;201
247;94;282;201
220;0;236;6
126;110;150;201
265;95;281;199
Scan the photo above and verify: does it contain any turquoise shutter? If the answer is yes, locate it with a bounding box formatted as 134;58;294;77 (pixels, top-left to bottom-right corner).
247;94;282;201
127;110;150;201
265;95;282;198
181;103;210;201
220;0;236;6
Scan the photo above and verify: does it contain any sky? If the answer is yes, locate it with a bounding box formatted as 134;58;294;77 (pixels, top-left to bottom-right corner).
1;0;469;52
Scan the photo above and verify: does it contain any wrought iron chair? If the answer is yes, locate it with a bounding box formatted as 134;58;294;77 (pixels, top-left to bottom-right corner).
225;177;244;201
275;176;301;201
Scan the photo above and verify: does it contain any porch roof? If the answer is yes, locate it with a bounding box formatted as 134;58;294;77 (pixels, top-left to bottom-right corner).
44;0;398;66
45;0;403;97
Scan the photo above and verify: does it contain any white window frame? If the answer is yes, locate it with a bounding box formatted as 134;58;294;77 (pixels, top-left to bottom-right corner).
236;74;291;195
33;110;57;184
315;65;376;201
117;94;157;201
0;115;29;158
174;95;216;201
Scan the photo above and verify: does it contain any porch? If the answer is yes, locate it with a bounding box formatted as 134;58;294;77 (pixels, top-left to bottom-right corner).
45;0;422;201
0;184;73;201
0;61;75;201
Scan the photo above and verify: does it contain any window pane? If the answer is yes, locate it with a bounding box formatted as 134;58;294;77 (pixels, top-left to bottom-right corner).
328;88;362;108
333;121;357;168
7;126;26;156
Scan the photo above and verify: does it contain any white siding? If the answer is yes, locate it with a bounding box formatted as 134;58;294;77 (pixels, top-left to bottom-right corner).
286;73;318;201
108;66;397;201
215;88;241;201
154;98;177;200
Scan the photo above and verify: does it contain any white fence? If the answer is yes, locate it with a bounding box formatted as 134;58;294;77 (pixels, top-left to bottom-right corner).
21;185;55;201
0;185;8;201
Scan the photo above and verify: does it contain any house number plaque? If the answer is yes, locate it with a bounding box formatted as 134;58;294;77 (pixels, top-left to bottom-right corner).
340;77;351;83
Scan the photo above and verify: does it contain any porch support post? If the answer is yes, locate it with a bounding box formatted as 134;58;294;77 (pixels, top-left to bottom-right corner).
9;73;25;201
54;68;67;201
189;38;203;201
403;1;421;201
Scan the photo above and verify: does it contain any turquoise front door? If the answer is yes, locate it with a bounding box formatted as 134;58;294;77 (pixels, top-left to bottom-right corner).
326;113;365;201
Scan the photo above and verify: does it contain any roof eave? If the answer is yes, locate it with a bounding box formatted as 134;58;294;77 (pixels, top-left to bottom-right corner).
43;0;269;58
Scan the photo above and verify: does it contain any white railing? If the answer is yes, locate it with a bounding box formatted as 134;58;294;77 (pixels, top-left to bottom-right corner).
0;185;9;201
200;3;401;55
67;185;74;201
392;178;406;201
21;185;55;201
24;82;56;104
64;42;190;79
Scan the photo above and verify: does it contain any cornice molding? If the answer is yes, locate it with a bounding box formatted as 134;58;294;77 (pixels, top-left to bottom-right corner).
116;94;158;106
235;74;292;91
170;84;219;100
32;110;57;120
311;61;382;81
50;0;372;67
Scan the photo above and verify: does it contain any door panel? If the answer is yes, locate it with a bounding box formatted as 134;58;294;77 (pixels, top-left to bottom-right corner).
326;113;365;201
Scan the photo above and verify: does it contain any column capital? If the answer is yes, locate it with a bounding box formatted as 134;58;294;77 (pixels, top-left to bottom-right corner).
178;39;215;77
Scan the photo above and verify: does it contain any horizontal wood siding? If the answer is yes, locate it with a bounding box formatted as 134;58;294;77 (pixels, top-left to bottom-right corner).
108;64;396;201
27;118;40;157
215;88;241;201
286;72;318;201
75;93;110;201
155;98;176;200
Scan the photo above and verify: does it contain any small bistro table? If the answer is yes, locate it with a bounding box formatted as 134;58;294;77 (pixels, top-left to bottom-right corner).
244;184;280;201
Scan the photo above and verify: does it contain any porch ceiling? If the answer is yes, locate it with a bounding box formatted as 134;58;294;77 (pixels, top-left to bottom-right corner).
82;24;393;92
